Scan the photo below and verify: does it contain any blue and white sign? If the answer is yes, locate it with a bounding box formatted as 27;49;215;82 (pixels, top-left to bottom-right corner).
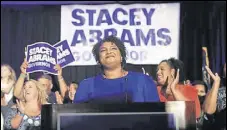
61;3;180;65
26;42;58;75
54;40;75;68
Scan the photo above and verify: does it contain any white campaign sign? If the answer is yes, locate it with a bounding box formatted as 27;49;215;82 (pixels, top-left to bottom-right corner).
61;3;180;65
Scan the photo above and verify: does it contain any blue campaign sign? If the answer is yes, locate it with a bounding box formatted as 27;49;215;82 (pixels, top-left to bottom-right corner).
26;42;58;75
54;40;75;68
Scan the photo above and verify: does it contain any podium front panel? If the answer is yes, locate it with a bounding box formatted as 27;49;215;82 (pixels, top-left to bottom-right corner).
41;101;196;130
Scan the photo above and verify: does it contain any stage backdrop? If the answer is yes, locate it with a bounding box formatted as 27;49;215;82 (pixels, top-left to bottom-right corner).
1;2;225;90
60;3;180;65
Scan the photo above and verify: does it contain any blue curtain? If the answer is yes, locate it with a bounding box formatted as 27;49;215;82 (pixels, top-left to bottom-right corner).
206;2;226;76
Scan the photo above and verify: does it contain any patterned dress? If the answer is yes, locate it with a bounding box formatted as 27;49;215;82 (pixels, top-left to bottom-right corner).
4;108;41;130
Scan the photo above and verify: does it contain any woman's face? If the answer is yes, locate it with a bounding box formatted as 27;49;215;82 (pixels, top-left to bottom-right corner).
99;42;122;68
194;84;206;96
156;62;174;86
1;66;11;78
69;84;77;100
23;81;38;102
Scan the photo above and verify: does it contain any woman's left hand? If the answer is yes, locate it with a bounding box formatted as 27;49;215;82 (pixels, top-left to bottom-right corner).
169;69;180;92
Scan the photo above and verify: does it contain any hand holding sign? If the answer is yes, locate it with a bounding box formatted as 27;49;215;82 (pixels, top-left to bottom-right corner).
20;58;28;74
54;40;75;68
26;42;58;75
25;41;75;75
54;64;62;76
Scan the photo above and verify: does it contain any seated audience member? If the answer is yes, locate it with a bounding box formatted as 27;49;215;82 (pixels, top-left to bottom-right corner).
156;58;201;118
4;79;48;130
1;64;16;105
14;59;57;104
74;36;159;103
192;80;208;130
202;66;226;130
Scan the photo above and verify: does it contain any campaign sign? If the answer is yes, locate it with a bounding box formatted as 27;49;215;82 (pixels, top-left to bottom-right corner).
26;42;58;75
54;40;75;68
61;3;180;65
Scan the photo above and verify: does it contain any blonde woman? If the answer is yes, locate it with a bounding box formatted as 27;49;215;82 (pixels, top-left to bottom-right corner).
1;64;16;104
4;79;48;130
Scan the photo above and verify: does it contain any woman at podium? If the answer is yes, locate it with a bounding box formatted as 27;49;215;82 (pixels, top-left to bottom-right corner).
73;36;160;103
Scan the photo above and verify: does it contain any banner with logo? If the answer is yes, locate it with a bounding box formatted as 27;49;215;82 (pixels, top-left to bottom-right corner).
61;3;180;65
26;42;58;75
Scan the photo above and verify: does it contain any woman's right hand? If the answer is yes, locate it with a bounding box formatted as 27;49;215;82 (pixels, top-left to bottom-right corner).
20;58;28;74
16;99;25;114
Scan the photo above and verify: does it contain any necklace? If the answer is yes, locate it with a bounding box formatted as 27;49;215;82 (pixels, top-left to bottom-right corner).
103;70;126;79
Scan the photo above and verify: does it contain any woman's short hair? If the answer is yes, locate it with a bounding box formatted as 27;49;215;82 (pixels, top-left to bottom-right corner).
92;35;127;69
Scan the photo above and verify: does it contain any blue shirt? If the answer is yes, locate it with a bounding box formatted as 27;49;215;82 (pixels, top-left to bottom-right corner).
74;71;160;103
48;92;57;104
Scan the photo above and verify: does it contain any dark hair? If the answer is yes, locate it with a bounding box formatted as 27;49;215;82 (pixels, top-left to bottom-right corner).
159;57;185;83
159;58;185;96
92;35;127;69
37;74;52;82
192;80;208;93
70;81;78;85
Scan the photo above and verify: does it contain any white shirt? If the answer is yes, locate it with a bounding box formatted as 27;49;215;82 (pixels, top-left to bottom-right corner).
1;83;14;104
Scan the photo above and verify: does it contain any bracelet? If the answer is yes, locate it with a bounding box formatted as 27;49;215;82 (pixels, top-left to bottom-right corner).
58;76;64;81
18;111;25;117
20;73;26;78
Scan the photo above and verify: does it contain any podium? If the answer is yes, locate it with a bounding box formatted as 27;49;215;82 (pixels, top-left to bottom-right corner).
41;101;196;130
